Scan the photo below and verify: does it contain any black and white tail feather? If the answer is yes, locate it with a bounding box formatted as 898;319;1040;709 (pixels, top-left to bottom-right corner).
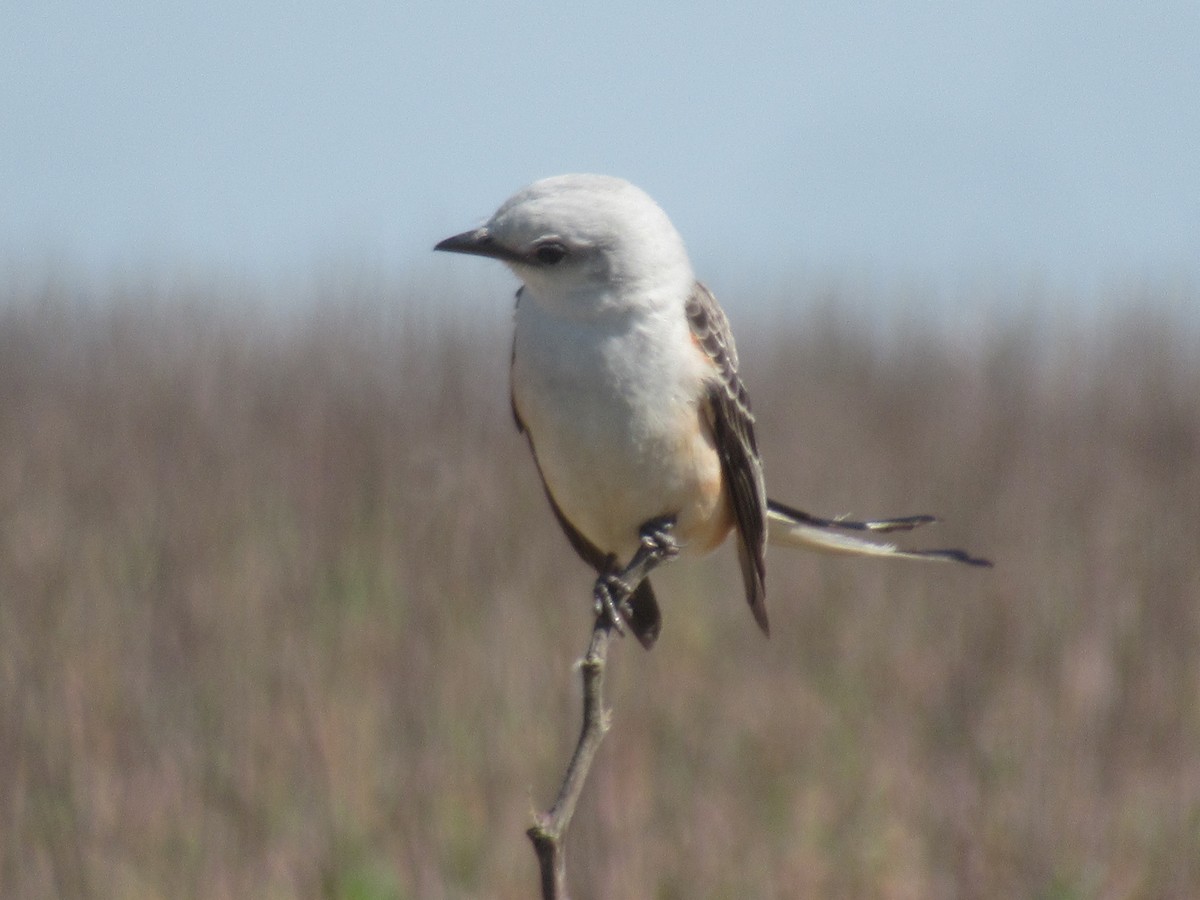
766;499;992;567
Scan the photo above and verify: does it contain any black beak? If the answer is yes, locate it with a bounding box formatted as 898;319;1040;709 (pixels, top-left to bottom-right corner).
433;227;521;263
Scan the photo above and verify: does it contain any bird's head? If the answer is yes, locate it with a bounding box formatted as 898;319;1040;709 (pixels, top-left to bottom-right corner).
435;174;694;313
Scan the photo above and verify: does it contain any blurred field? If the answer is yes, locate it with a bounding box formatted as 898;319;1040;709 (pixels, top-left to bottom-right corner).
1;280;1198;899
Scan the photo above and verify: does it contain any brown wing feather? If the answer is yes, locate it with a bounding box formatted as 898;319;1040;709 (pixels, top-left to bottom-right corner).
687;283;769;635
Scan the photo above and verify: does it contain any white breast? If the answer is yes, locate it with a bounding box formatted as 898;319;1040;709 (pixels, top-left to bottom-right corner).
512;292;722;561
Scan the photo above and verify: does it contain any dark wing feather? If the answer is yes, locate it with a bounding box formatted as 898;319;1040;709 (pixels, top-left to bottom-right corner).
510;288;525;431
687;283;770;635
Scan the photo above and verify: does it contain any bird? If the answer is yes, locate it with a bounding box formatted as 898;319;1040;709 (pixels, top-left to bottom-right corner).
435;174;989;649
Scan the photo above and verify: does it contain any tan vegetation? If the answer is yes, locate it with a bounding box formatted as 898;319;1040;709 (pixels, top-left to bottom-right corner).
2;280;1198;898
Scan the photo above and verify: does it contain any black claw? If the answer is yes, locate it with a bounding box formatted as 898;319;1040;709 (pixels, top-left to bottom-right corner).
637;516;680;561
590;516;679;642
593;574;630;635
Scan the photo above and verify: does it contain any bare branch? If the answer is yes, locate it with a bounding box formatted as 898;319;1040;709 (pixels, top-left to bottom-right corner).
527;616;616;900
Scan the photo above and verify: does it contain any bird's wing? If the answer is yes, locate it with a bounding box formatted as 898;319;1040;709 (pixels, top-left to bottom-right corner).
687;282;770;635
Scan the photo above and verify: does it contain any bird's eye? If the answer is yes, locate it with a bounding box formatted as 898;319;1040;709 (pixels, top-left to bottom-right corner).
534;241;567;265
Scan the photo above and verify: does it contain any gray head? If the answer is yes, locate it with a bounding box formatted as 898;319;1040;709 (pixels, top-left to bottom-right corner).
435;174;694;309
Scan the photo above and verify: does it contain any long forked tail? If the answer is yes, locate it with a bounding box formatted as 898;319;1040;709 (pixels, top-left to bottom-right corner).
767;499;992;567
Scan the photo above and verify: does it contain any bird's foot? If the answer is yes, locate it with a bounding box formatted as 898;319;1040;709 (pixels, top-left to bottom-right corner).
593;573;633;635
637;519;681;564
591;516;679;638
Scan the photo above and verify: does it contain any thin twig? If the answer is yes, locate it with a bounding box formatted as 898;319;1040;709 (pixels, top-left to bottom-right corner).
527;616;615;900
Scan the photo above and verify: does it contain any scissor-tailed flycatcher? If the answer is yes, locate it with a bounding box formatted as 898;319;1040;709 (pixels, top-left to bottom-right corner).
436;174;989;648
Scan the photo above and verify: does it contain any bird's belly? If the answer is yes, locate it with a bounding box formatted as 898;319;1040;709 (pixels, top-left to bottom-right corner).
516;369;731;562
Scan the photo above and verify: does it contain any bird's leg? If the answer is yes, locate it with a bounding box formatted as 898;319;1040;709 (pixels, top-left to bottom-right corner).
593;515;679;633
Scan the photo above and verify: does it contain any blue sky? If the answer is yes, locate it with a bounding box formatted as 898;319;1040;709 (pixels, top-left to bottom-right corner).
3;1;1197;312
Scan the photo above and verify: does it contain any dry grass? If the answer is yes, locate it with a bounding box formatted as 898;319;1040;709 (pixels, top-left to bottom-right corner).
1;279;1198;899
